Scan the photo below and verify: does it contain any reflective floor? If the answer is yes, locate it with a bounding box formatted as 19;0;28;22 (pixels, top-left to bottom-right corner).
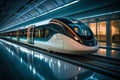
98;42;120;59
99;42;120;48
98;49;120;59
0;39;118;80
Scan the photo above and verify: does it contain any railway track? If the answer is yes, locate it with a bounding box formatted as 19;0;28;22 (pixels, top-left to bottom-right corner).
0;37;120;79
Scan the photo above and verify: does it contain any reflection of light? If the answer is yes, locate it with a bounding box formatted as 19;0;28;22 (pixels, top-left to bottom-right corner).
11;43;18;48
49;59;53;68
11;51;14;55
33;19;50;26
1;39;12;45
31;50;33;55
20;47;30;53
29;65;32;70
45;57;48;62
20;58;23;63
85;72;98;80
78;67;81;71
58;60;61;68
34;53;39;58
39;54;44;60
33;68;36;75
8;48;10;52
98;49;106;56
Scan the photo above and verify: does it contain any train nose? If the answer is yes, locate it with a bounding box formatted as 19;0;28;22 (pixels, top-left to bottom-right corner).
62;35;98;54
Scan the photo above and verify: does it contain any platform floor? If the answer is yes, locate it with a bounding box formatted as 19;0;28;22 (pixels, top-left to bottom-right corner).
0;52;21;80
0;39;119;80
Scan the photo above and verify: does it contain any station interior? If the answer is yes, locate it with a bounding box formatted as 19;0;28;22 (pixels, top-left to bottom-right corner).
0;0;120;80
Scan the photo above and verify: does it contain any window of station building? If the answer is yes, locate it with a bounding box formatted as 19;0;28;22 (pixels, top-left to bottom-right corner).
89;23;96;35
111;20;120;46
98;21;106;42
89;21;106;42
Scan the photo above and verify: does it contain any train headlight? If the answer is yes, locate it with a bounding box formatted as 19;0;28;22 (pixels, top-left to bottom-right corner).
74;36;78;41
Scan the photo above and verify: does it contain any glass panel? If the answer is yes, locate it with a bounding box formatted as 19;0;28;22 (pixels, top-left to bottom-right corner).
38;30;41;37
89;23;96;37
44;29;49;37
35;29;41;38
35;29;38;37
111;20;120;47
98;21;106;42
74;28;78;33
89;21;106;46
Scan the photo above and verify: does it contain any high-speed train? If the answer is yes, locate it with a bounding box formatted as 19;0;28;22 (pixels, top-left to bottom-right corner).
0;18;98;54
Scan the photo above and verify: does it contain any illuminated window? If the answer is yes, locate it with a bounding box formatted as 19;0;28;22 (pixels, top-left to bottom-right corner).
111;20;120;44
44;29;49;37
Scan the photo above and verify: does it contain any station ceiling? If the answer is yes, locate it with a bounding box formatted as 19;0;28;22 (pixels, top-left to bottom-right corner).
0;0;120;32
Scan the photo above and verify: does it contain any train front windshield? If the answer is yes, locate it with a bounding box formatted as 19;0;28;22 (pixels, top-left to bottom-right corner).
69;20;93;39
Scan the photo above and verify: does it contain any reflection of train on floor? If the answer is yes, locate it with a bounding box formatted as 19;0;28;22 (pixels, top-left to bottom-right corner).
0;18;98;54
1;40;95;80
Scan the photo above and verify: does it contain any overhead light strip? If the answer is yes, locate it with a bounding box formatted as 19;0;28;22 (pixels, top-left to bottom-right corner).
77;10;120;20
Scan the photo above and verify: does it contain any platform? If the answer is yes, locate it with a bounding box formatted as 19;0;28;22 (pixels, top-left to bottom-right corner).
0;39;119;80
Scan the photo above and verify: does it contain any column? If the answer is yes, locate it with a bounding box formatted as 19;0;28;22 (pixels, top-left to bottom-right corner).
106;19;112;46
96;21;98;39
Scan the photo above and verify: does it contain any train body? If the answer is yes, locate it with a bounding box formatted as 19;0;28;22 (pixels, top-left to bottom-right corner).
0;18;98;54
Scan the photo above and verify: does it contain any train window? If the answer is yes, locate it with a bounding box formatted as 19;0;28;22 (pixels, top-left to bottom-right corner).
35;28;50;38
44;29;49;37
38;30;41;37
41;29;44;38
24;30;27;37
35;29;43;38
35;29;38;37
74;28;78;33
19;29;27;37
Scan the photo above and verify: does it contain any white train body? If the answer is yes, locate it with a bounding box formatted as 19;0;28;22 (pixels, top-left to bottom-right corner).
1;18;98;54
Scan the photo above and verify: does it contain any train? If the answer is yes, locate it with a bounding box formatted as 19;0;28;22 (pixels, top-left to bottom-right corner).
0;17;98;54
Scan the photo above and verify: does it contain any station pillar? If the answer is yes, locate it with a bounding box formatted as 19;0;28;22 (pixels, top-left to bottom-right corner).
96;21;98;39
106;19;112;46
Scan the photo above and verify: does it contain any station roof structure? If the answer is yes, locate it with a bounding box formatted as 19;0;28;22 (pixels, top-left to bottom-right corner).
0;0;120;32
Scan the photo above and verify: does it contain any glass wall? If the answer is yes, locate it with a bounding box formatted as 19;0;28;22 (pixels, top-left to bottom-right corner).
88;19;120;47
111;20;120;47
89;21;106;42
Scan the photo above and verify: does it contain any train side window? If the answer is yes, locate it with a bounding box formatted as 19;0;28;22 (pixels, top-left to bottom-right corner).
74;27;78;33
40;29;44;38
44;29;49;37
35;29;43;38
37;29;41;37
35;29;39;37
22;30;27;37
35;27;49;38
38;29;41;37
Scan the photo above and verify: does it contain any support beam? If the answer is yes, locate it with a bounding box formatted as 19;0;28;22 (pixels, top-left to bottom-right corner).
106;19;112;46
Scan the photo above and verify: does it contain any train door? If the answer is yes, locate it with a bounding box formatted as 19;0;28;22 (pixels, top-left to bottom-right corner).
27;25;34;44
